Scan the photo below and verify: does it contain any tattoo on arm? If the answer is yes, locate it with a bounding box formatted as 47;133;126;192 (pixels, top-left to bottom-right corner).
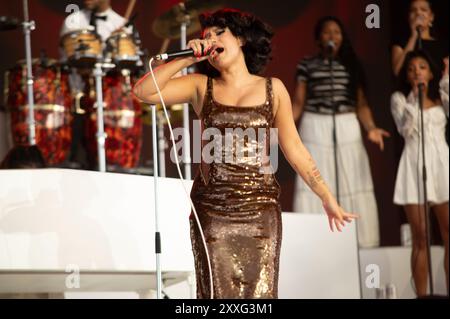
312;165;324;183
306;156;325;190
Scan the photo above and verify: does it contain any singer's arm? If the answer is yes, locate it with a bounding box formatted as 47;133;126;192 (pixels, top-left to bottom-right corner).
132;58;206;115
292;81;307;122
356;87;390;151
392;35;419;76
272;78;358;231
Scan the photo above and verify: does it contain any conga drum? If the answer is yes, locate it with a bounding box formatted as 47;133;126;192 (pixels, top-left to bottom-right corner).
5;59;73;165
84;69;143;170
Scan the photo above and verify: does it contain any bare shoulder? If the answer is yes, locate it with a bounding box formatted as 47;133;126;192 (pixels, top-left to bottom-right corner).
186;73;207;85
270;77;288;93
270;77;290;115
191;73;208;90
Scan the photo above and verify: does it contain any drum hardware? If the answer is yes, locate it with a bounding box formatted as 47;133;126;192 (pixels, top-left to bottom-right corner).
17;104;66;113
90;109;136;129
74;92;86;115
93;101;108;109
3;71;9;110
22;0;37;145
0;16;20;31
121;69;133;94
93;62;115;172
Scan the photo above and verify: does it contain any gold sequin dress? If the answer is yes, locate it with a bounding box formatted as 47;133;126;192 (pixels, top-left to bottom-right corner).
190;77;282;299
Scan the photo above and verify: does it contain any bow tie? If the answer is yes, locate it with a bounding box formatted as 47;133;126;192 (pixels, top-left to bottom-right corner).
93;15;108;21
89;13;107;31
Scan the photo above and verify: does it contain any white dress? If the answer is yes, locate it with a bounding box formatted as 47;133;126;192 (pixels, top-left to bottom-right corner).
391;75;449;205
293;112;380;248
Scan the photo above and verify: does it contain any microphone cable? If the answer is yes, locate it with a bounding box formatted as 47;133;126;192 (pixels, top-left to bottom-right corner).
148;57;214;299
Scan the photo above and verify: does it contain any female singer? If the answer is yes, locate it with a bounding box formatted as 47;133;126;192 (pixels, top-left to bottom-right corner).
133;9;357;299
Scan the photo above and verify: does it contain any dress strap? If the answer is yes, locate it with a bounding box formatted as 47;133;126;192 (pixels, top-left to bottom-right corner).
265;77;275;122
266;77;273;105
206;77;213;102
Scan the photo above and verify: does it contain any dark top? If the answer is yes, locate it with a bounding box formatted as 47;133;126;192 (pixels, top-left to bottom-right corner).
296;55;356;114
393;37;449;73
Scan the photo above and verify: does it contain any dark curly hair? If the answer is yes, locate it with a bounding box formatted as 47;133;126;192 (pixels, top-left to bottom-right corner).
197;9;274;77
314;16;367;101
397;50;441;102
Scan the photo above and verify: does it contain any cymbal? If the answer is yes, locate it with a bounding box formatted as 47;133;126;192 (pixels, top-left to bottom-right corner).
152;1;223;39
0;16;20;31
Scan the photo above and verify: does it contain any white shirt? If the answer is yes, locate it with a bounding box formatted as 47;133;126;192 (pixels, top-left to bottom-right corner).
60;8;129;42
391;75;449;140
60;8;132;92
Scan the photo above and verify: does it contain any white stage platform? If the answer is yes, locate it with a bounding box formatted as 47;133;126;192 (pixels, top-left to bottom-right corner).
1;169;446;299
360;246;446;298
0;169;361;299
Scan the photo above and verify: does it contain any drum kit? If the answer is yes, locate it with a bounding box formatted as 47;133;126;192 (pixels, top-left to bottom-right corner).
1;0;222;173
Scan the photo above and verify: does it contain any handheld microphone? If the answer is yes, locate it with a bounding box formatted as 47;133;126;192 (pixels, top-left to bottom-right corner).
325;40;335;54
154;47;224;61
416;25;423;50
416;25;422;35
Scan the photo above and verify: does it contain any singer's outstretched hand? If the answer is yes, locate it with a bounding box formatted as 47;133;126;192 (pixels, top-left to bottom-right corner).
322;197;359;232
368;128;391;151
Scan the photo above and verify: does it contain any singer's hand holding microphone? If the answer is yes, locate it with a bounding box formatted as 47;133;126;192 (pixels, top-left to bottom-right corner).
154;38;223;63
411;15;425;37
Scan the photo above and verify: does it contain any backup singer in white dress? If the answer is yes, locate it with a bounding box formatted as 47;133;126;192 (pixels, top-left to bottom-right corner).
391;81;449;205
391;51;449;297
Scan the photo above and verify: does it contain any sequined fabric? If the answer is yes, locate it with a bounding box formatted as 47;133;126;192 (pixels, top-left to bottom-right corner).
190;77;282;299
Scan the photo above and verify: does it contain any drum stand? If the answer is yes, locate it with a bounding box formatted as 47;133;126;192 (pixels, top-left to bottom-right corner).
22;0;36;145
93;62;115;172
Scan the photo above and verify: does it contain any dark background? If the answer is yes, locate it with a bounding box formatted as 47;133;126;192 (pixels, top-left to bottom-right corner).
0;0;448;246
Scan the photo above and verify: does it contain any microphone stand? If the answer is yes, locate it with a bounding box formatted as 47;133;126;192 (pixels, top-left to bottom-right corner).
418;82;433;296
180;4;192;180
328;47;363;298
416;28;434;296
328;51;340;205
151;102;163;300
93;62;115;172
